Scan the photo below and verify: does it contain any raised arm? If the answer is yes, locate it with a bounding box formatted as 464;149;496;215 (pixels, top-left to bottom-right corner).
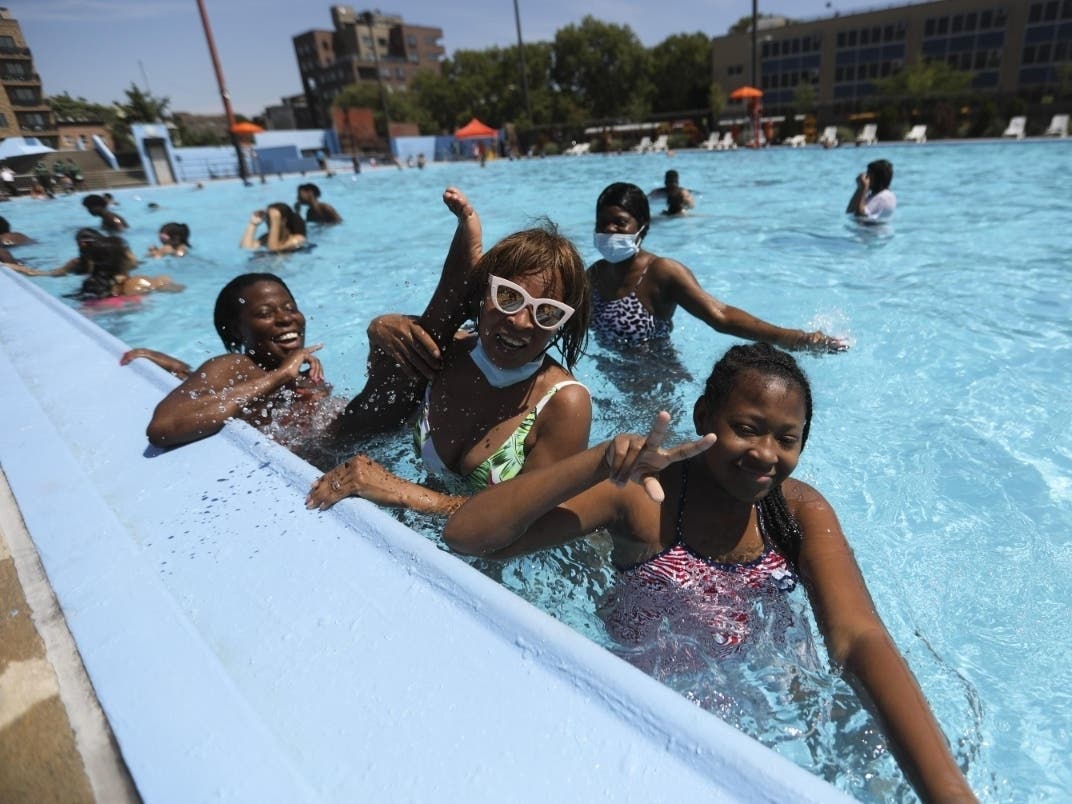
791;481;975;803
146;347;321;448
661;258;847;354
240;211;264;250
120;348;192;379
846;171;870;217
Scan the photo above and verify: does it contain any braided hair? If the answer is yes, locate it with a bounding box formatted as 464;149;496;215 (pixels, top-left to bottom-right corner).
701;342;813;566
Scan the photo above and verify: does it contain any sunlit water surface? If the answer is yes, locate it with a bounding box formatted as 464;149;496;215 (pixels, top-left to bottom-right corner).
8;140;1072;802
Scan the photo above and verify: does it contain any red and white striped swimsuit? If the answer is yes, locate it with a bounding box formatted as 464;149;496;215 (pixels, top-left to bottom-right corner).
604;467;797;656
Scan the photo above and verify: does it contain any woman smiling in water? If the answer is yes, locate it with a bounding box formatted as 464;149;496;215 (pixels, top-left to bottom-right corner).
142;273;327;449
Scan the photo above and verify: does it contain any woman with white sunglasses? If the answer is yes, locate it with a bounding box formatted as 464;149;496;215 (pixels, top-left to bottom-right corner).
307;189;591;515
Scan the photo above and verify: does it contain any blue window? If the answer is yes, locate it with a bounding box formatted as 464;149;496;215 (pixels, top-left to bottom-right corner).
977;31;1004;48
922;39;947;57
1026;24;1056;44
972;71;999;88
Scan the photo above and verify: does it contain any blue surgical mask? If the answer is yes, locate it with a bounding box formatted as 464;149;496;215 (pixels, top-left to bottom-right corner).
593;231;642;264
469;338;544;388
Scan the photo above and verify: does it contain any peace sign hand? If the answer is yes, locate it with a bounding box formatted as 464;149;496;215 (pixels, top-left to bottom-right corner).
603;411;717;503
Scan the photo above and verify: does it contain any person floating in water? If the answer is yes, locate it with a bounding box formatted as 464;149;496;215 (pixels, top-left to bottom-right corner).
147;222;192;258
240;203;307;253
82;193;128;232
648;169;694;215
444;342;976;804
846;159;896;223
295;183;342;225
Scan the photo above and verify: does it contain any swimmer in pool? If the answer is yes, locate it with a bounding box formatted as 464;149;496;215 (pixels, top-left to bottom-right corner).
142;273;328;448
240;203;307;253
5;228;103;277
846;159;896;223
444;342;976;804
71;235;183;300
0;216;34;247
307;188;592;515
147;222;192;258
648;169;694;215
82;193;128;232
295;183;342;225
590;182;846;352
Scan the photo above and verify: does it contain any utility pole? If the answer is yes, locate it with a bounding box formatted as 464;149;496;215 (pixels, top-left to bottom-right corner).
195;0;250;184
513;0;532;121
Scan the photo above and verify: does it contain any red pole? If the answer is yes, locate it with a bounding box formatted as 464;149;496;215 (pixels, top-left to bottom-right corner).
195;0;250;184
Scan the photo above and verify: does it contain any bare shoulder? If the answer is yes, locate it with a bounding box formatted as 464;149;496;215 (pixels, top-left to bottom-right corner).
186;353;262;387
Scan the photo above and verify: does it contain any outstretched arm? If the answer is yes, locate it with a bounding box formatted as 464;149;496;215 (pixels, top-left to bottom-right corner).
444;412;715;557
792;482;975;803
240;211;263;250
663;259;848;354
120;348;192;379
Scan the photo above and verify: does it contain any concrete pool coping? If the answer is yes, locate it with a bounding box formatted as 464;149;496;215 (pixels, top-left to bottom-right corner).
0;267;853;803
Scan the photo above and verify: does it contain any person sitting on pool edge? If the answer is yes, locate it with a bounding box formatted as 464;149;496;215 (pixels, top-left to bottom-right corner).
443;342;976;804
147;222;192;258
846;159;896;223
591;182;845;352
295;183;342;225
240;203;307;253
139;273;329;450
82;193;128;232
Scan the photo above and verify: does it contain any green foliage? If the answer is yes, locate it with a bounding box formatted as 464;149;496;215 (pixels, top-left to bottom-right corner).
873;60;971;100
552;17;652;120
728;14;785;34
649;33;713;114
334;82;436;135
47;92;114;123
118;83;171;123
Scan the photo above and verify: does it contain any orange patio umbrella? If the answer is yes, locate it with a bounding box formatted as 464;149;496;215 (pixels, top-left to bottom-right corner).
729;86;763;101
231;121;264;135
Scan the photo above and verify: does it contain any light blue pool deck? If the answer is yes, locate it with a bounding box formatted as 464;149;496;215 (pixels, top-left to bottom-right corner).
0;266;852;801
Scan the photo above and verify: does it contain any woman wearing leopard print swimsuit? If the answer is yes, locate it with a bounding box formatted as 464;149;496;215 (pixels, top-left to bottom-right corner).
589;182;847;353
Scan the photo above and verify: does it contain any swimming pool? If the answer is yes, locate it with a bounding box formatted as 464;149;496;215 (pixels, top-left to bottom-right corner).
7;140;1071;801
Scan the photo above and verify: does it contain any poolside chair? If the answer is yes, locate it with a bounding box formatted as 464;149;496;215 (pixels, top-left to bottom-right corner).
632;136;653;153
563;142;591;156
818;126;838;148
784;134;806;148
1044;114;1069;137
713;131;737;151
700;132;720;150
903;124;927;143
1002;116;1026;139
855;123;878;145
651;134;669;152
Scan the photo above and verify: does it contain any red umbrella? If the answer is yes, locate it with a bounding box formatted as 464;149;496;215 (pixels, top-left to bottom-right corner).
231;121;264;135
729;86;764;101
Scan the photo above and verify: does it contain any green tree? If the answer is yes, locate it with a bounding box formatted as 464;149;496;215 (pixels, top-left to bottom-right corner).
649;33;713;114
47;92;114;123
873;60;971;101
551;17;652;120
118;84;171;123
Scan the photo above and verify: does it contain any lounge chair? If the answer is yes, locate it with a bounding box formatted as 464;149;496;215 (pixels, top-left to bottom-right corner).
632;136;652;153
1044;114;1068;137
904;124;927;143
784;134;806;148
651;134;669;152
562;142;590;156
818;126;838;148
713;131;737;151
700;132;719;150
855;123;878;145
1002;116;1026;139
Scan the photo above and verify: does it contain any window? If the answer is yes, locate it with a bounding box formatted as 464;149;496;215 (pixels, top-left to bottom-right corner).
0;113;8;128
965;12;977;31
925;18;936;36
884;25;894;42
1045;1;1059;21
937;17;949;34
0;35;15;49
981;10;993;28
1038;42;1052;62
861;27;870;45
1023;45;1036;63
1029;3;1043;23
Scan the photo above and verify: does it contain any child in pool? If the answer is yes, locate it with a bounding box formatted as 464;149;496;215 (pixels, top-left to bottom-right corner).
444;342;975;803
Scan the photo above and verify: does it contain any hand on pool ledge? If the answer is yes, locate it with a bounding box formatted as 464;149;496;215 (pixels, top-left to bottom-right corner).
306;454;464;516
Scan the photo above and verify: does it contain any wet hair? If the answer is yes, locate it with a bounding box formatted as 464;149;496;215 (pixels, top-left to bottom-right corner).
267;202;306;237
298;183;321;199
159;222;191;247
664;170;679;187
0;217;8;234
664;186;688;216
867;159;893;193
213;273;295;353
596;182;651;230
82;194;107;213
473;220;589;370
700;342;813;566
74;236;136;299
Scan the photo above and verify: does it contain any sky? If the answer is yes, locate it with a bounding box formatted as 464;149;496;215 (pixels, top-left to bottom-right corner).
10;0;897;116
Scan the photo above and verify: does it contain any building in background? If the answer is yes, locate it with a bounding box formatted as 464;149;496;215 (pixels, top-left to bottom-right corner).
264;94;313;130
711;0;1071;116
293;6;444;128
0;7;57;146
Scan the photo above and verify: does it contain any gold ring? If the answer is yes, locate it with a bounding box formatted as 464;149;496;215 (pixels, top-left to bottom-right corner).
331;479;341;491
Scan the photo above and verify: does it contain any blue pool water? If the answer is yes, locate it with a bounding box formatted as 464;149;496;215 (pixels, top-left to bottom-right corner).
6;141;1071;802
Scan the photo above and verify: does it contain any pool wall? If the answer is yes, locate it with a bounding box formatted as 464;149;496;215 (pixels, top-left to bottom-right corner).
0;268;852;803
